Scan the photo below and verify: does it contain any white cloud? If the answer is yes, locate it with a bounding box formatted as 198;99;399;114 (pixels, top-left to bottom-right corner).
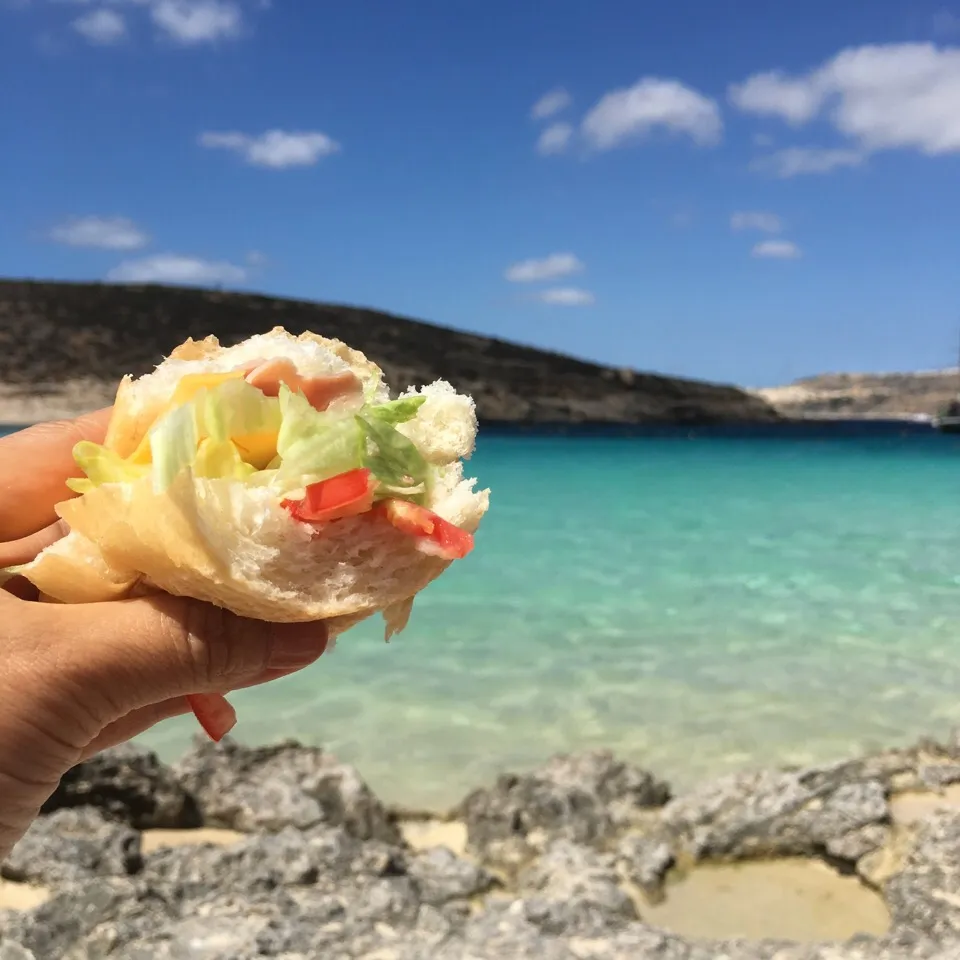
199;129;340;168
536;122;572;155
73;8;126;44
505;252;584;283
751;146;864;178
106;253;246;285
531;87;571;120
150;0;241;44
581;78;722;151
730;43;960;162
751;239;801;259
536;287;595;306
730;211;782;233
49;215;149;250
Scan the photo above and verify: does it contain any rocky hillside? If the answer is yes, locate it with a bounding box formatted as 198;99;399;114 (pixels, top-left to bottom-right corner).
0;280;779;424
753;370;960;420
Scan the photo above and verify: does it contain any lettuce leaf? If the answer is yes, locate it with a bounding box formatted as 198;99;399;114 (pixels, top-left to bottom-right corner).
149;401;200;493
197;378;282;446
365;395;426;426
357;411;429;503
194;438;258;481
66;441;151;494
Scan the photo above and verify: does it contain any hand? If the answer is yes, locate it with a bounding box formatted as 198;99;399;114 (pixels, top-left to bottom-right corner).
0;410;330;860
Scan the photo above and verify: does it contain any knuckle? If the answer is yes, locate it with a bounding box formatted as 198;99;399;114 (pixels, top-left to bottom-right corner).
158;598;270;689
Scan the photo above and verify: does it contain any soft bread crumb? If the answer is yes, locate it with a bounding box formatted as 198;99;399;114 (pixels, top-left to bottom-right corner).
397;380;477;464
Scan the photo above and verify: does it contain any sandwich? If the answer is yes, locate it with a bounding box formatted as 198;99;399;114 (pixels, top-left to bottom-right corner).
5;327;489;738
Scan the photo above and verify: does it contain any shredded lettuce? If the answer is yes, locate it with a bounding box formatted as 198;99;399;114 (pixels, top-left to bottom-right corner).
357;411;430;503
149;401;200;493
366;395;427;426
67;441;151;494
197;378;283;447
194;438;257;481
67;374;433;502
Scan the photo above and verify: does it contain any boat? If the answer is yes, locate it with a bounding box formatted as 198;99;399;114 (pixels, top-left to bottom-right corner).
935;398;960;433
934;332;960;432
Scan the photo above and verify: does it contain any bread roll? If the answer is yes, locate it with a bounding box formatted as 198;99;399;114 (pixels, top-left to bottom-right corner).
14;327;490;640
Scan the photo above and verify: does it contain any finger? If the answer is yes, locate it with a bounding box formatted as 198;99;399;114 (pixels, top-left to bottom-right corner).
41;593;329;724
77;666;305;759
0;520;69;568
0;408;113;542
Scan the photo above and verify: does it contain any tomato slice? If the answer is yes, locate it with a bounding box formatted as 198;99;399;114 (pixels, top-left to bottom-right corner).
187;693;237;742
377;499;474;560
281;468;377;524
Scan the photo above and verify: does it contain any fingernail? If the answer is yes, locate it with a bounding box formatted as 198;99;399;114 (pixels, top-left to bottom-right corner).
267;622;329;670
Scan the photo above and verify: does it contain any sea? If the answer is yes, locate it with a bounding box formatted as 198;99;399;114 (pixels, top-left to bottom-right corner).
6;420;960;811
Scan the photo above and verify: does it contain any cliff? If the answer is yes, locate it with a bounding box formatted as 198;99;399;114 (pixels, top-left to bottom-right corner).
0;280;779;425
752;370;960;421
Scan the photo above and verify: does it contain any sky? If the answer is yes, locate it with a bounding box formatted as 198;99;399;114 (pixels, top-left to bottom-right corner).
3;1;960;386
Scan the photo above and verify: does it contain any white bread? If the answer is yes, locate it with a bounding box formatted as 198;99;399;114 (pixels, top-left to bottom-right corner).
19;328;490;639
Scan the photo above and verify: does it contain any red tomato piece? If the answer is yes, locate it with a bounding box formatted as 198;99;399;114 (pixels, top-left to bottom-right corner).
378;499;474;560
281;468;377;524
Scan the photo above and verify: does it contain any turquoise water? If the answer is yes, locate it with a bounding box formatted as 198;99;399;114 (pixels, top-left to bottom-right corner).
7;423;960;810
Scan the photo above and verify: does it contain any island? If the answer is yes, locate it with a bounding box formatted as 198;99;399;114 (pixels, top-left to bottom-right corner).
0;280;779;426
751;370;960;422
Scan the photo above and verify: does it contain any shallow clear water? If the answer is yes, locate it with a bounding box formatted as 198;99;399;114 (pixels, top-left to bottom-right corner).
7;424;960;810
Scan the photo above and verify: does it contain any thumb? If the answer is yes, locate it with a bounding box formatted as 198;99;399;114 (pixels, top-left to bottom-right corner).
45;593;329;721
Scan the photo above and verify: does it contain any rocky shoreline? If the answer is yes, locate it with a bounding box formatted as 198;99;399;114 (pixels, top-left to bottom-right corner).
3;735;960;958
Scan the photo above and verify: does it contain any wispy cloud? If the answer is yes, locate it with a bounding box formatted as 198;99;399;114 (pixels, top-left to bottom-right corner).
49;215;149;250
536;287;595;306
36;0;251;48
750;146;864;178
505;252;584;283
199;129;341;168
107;253;247;285
751;239;802;259
581;77;722;151
150;0;241;44
730;43;960;170
531;87;571;120
730;211;782;233
536;122;573;155
73;8;126;45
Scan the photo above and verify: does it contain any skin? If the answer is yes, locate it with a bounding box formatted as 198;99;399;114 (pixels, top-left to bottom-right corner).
0;409;330;861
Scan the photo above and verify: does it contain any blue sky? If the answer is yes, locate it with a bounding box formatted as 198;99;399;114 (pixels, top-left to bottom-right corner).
3;0;960;386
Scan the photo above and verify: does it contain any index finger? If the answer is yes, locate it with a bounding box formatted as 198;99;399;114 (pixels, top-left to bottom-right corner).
0;408;113;542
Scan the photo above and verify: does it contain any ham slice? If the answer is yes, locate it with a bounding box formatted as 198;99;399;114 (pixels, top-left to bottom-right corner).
234;358;362;411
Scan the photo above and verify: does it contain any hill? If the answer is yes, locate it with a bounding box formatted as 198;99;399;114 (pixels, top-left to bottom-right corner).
0;280;779;425
752;370;959;420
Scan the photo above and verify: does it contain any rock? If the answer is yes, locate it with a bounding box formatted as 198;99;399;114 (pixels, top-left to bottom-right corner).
885;810;960;942
457;751;669;867
825;823;891;868
0;946;36;960
615;835;675;896
918;764;960;791
41;744;198;830
517;841;637;937
406;846;498;905
0;878;170;960
1;809;141;886
173;737;400;843
661;767;888;861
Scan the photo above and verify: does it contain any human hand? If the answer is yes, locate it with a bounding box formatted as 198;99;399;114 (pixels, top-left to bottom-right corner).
0;410;330;860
